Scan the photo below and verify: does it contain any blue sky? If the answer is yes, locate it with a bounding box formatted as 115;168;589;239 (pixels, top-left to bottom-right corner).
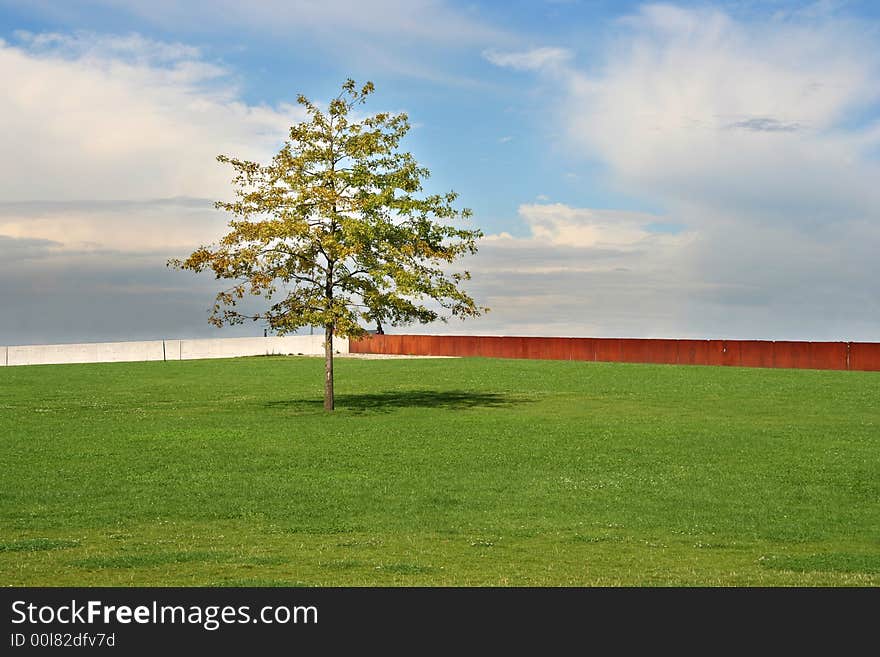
1;1;879;344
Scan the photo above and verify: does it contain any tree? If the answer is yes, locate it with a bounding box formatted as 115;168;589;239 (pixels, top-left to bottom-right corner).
169;79;486;410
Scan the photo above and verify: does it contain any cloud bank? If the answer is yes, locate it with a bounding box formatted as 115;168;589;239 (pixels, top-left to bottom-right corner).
0;33;303;344
2;3;880;344
475;3;880;340
0;31;302;201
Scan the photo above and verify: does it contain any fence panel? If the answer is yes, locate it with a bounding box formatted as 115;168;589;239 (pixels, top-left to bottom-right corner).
569;338;596;362
739;340;774;368
707;340;727;366
480;336;505;358
344;335;878;372
594;338;622;363
508;336;529;359
809;342;848;370
647;339;679;365
849;342;880;371
523;337;546;360
543;337;571;360
772;341;805;369
620;339;651;363
677;340;708;366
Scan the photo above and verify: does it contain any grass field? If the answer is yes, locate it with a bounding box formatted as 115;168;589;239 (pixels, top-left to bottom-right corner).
1;355;878;586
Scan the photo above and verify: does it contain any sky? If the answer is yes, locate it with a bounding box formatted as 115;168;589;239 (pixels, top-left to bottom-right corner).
1;0;879;345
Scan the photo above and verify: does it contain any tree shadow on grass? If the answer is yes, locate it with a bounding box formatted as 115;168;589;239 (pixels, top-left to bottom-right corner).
264;389;529;414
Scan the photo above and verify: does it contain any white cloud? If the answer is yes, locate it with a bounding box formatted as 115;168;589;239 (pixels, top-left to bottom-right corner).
517;203;656;249
5;0;514;85
14;30;203;63
0;31;311;345
441;202;698;338
0;32;304;201
564;4;880;221
483;46;572;71
16;0;506;49
0;199;225;254
479;3;880;340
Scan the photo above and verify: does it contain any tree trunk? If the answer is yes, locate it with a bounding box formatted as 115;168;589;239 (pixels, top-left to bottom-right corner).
324;324;335;411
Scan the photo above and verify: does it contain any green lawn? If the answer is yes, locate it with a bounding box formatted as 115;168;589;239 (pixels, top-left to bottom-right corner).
1;355;878;586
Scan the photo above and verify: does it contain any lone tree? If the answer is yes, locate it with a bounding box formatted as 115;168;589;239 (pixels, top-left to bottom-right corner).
170;80;486;410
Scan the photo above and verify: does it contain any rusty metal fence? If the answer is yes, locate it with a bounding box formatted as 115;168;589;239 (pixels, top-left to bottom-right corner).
350;335;880;371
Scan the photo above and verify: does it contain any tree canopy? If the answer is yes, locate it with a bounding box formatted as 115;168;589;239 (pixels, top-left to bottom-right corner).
170;79;486;409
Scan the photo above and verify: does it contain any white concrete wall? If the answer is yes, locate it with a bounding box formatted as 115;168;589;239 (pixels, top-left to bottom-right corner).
7;340;165;366
178;335;341;360
0;335;349;367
